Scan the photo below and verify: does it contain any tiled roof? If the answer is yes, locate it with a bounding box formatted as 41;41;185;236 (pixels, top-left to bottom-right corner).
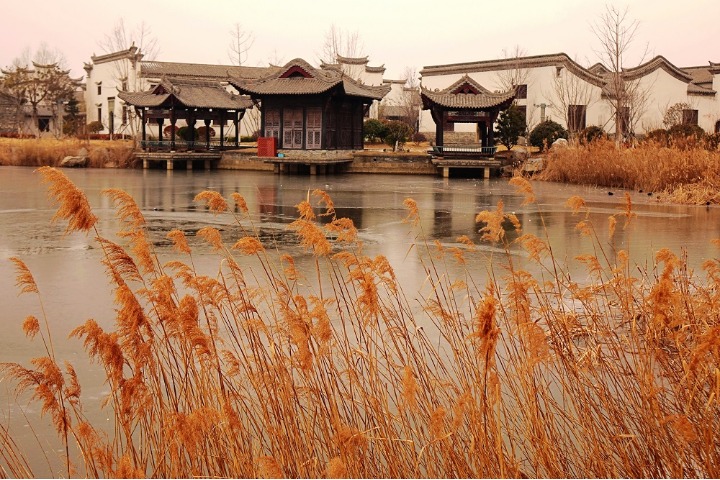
621;55;693;82
229;58;390;100
118;78;253;109
140;61;277;81
683;65;714;86
421;53;606;87
90;46;142;65
421;75;515;110
687;83;716;96
365;65;386;73
336;54;369;65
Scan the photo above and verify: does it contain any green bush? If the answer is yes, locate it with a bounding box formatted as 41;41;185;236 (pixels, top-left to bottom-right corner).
529;120;567;151
580;125;606;144
383;120;413;149
644;129;670;146
86;121;104;134
495;105;527;151
177;126;200;141
705;132;720;151
668;123;705;140
364;118;387;143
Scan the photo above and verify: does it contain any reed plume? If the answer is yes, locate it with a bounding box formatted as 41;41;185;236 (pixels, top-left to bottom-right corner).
4;176;720;479
36;166;97;233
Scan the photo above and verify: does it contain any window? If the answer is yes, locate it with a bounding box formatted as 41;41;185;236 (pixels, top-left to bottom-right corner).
96;83;102;95
568;105;587;132
122;106;128;125
305;107;322;149
38;118;50;132
283;108;303;148
97;105;102;123
264;109;280;139
515;84;528;99
682;109;699;125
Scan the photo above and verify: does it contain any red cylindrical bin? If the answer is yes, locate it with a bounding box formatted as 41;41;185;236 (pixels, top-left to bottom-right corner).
257;137;277;157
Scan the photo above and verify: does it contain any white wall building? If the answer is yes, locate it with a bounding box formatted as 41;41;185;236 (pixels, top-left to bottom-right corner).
83;46;143;137
84;50;393;139
419;53;720;142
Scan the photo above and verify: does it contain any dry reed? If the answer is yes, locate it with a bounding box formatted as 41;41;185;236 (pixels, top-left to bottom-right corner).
538;139;720;205
2;167;720;478
0;138;136;168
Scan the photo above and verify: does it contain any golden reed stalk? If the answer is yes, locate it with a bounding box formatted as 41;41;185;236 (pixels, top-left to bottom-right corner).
2;167;720;478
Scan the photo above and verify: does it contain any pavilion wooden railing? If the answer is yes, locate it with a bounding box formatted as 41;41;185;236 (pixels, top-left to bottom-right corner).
140;140;236;151
428;145;498;157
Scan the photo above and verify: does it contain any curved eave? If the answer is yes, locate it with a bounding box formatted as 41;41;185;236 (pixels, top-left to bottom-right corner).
119;90;252;110
118;91;171;108
623;56;693;82
231;81;340;96
341;80;391;101
420;88;516;110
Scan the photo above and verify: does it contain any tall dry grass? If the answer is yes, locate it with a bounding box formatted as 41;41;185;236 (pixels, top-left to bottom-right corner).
2;168;720;478
0;138;136;168
538;139;720;205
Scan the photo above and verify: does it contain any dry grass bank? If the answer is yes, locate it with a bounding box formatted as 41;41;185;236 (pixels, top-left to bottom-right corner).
0;138;136;168
537;139;720;205
2;169;720;478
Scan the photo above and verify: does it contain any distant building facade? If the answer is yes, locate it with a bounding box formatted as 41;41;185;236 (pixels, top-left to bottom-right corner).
419;53;720;142
83;49;720;143
84;50;391;142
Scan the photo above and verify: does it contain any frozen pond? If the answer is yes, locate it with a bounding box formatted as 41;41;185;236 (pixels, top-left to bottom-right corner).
1;165;719;475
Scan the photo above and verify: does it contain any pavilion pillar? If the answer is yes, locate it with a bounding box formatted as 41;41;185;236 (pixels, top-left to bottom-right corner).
141;109;147;149
219;111;225;150
435;108;444;147
156;118;164;144
238;110;246;148
233;112;240;148
479;122;487;147
170;110;177;151
204;119;211;149
188;117;197;149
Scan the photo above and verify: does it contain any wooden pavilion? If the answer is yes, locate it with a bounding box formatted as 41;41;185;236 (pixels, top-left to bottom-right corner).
118;78;253;152
421;75;516;177
229;58;390;151
421;75;516;152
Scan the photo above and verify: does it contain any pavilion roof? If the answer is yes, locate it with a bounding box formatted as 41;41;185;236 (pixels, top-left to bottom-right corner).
229;58;390;100
420;75;516;110
118;78;252;110
140;61;277;81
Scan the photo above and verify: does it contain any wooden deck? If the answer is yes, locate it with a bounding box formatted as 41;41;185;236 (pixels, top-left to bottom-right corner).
428;145;510;178
135;151;222;170
260;152;354;175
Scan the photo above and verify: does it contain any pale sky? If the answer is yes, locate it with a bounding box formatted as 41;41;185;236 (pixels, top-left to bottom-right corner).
1;0;718;81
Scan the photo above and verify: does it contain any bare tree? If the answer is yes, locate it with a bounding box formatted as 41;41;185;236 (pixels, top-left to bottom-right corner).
99;18;159;61
319;24;365;64
266;49;285;67
591;4;650;142
550;60;598;138
97;19;159;139
1;43;76;136
399;67;421;133
495;45;530;93
662;101;694;129
228;23;254;66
